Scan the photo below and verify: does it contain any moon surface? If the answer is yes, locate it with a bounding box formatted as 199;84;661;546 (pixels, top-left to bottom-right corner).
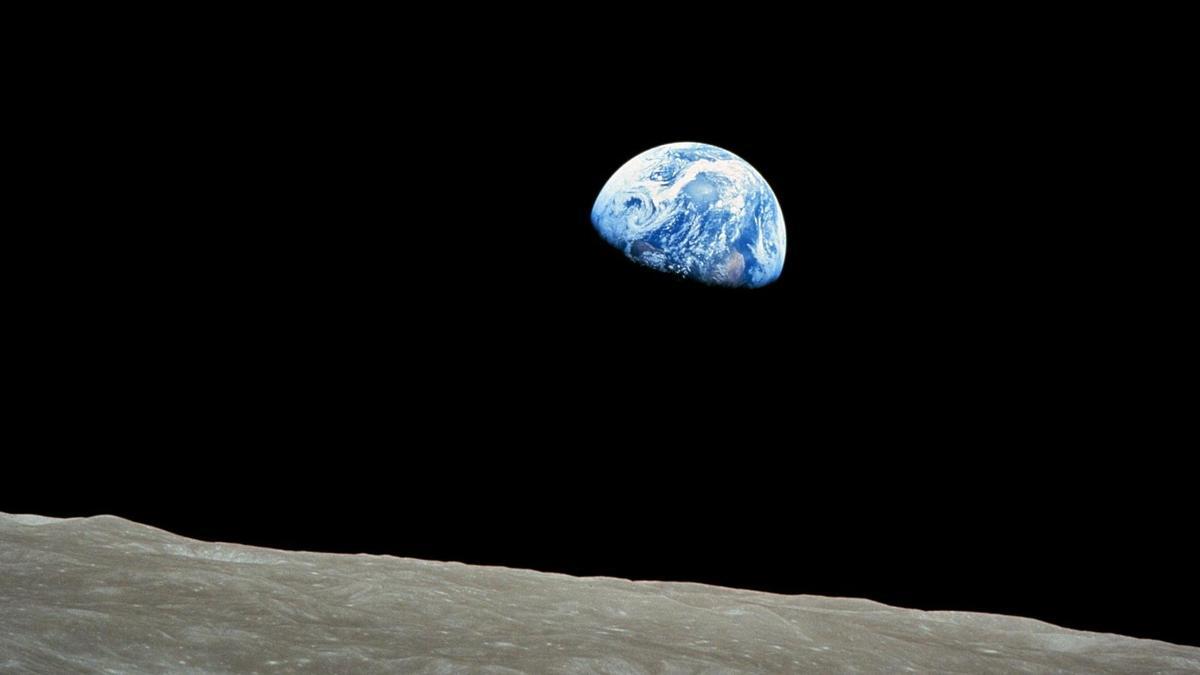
2;512;1197;673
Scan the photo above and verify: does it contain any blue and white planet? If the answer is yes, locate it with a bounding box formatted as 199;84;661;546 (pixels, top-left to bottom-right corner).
591;142;786;288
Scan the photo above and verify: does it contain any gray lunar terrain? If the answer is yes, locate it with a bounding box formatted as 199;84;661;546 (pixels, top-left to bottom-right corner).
1;513;1196;674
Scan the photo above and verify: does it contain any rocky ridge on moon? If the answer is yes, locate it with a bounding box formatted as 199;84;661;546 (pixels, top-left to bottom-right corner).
1;512;1196;674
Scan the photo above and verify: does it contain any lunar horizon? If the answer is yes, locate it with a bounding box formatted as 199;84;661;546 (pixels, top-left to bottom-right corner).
3;512;1196;673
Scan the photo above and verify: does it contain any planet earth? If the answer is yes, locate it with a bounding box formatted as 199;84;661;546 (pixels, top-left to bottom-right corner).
591;142;786;288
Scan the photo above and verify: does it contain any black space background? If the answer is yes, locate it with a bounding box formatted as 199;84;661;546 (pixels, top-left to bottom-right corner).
8;12;1195;648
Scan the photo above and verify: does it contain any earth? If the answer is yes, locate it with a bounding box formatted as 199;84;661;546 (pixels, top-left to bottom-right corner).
591;142;786;288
